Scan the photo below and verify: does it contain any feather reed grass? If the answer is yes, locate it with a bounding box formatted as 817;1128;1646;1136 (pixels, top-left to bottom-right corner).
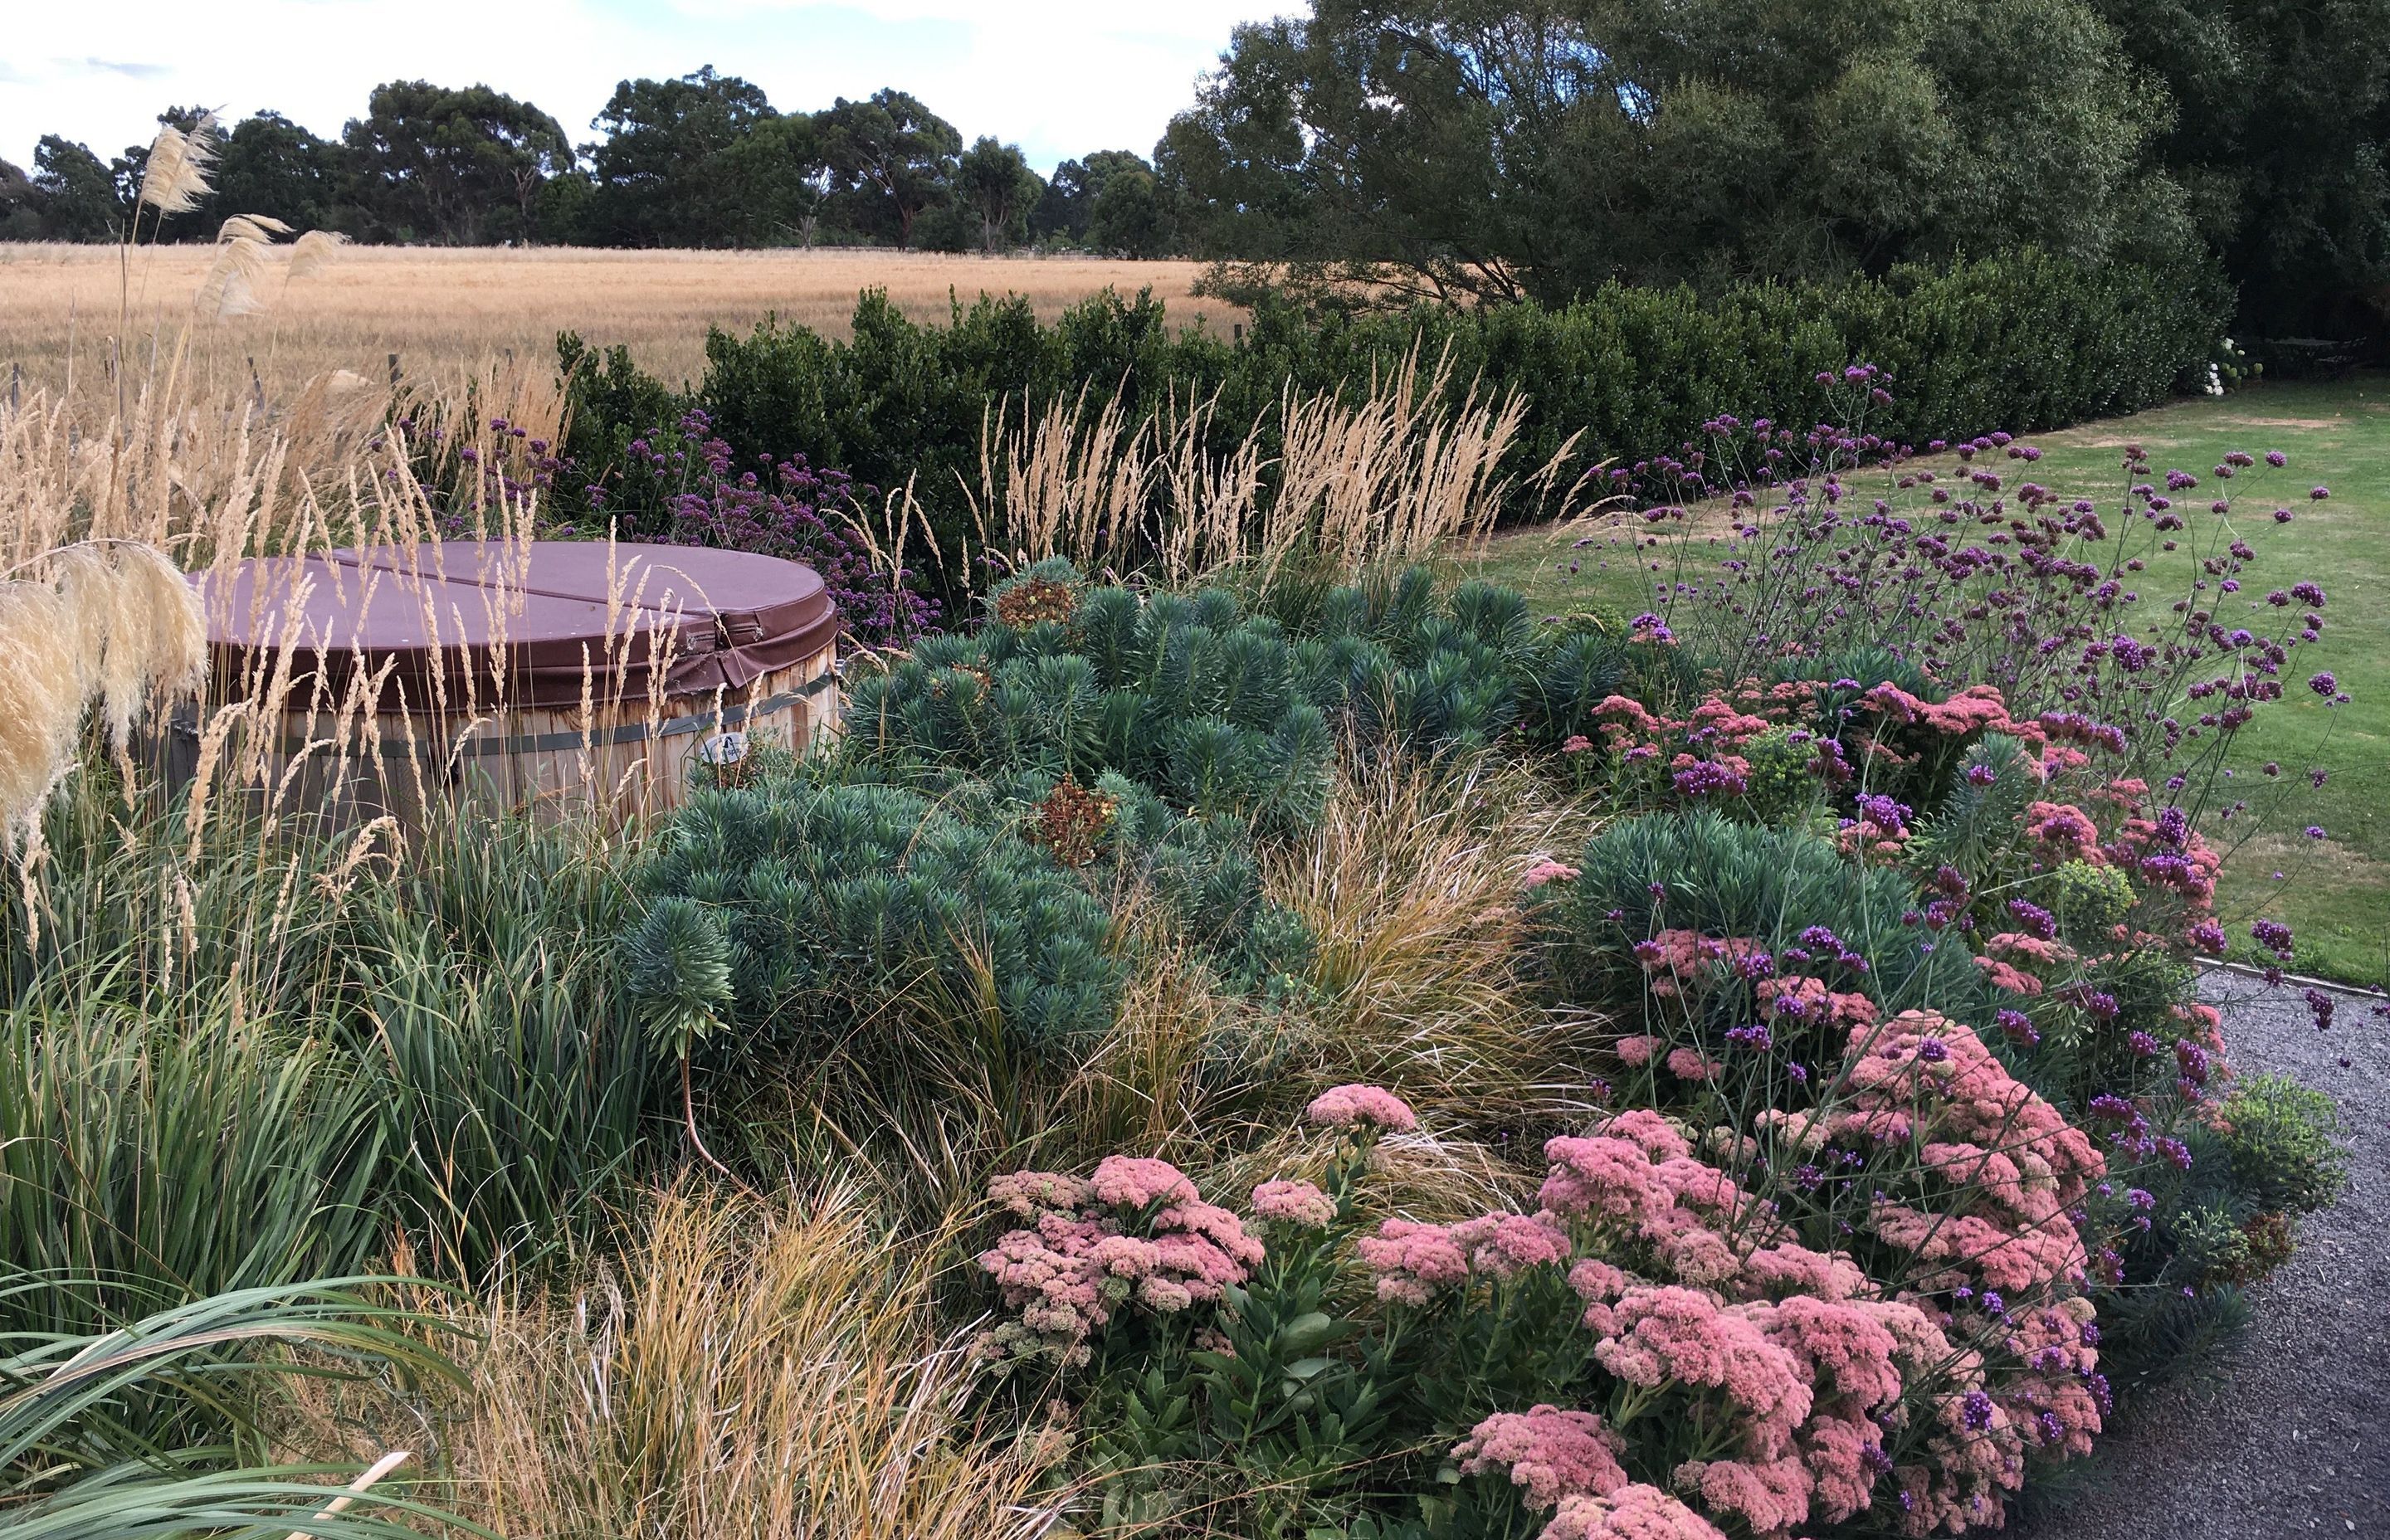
971;344;1588;588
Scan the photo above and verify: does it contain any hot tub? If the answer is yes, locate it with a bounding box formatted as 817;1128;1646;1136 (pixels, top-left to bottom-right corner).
194;540;840;821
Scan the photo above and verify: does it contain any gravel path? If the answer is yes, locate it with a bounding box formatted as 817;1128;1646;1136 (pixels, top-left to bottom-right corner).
2015;970;2389;1538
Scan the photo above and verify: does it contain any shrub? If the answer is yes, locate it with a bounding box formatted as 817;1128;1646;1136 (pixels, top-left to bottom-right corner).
1533;665;2280;1397
846;564;1627;836
846;565;1338;836
558;253;2225;611
555;404;936;647
626;769;1124;1060
1550;809;1990;1027
2215;1071;2349;1215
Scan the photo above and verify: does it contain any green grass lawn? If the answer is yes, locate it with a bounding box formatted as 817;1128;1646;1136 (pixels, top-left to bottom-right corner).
1467;373;2390;988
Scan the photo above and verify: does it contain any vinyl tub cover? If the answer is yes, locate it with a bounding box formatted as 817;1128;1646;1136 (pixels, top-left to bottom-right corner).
198;542;840;707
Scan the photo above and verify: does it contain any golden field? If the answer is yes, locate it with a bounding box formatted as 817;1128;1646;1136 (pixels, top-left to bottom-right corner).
0;242;1237;407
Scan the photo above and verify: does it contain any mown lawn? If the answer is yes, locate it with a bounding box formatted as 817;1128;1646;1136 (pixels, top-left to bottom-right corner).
1468;373;2390;988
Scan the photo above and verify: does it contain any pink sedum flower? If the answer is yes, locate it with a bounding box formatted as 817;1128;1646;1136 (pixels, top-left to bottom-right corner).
1594;1109;1693;1162
1455;1405;1629;1509
1665;1046;1719;1082
1541;1135;1675;1225
1250;1177;1338;1229
1135;1275;1193;1312
1613;1034;1663;1067
1673;1455;1810;1536
976;1159;1263;1369
1591;1287;1812;1459
1524;858;1584;889
987;1169;1095;1219
1451;1211;1574;1279
1090;1155;1197;1209
1540;1483;1728;1540
1305;1083;1418;1133
1801;1413;1889;1523
1355;1217;1470;1304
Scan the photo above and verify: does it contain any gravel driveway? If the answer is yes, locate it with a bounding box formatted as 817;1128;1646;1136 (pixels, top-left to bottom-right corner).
2013;970;2389;1538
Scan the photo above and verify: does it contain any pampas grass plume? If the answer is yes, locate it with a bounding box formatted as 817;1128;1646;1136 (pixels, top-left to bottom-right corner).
137;115;219;217
0;583;85;836
288;229;351;281
0;543;206;834
198;217;285;320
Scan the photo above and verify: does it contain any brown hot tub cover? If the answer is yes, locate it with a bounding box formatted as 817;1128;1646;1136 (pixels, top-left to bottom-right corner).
200;541;840;707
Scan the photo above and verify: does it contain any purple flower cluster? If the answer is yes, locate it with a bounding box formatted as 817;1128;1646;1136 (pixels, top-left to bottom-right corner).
593;410;937;647
1585;385;2344;782
2249;918;2295;961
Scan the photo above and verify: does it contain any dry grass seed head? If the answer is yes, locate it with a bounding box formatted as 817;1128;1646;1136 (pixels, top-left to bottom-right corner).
286;228;351;282
135;116;219;218
0;542;204;832
426;1180;1061;1540
198;222;279;322
0;582;85;832
1263;751;1608;1124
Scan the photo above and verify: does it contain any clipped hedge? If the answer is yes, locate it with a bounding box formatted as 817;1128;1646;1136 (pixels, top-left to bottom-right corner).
558;251;2227;605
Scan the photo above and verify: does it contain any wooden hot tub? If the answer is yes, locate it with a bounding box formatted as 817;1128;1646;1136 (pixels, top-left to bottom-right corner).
193;540;840;821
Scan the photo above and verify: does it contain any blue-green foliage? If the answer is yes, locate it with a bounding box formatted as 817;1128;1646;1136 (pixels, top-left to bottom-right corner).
1072;771;1313;989
2215;1072;2349;1216
1304;568;1624;753
848;566;1336;835
632;562;1634;1066
630;772;1124;1057
1551;808;1989;1020
846;565;1627;820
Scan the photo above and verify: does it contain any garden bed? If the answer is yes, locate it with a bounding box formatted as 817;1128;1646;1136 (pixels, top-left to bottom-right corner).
0;366;2364;1538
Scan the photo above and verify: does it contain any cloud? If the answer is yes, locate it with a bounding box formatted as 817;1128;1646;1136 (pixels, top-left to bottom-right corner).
73;57;175;80
0;0;1285;170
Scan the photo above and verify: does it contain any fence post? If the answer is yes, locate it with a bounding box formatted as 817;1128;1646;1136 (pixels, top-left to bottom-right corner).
388;352;402;387
7;362;17;415
247;355;266;413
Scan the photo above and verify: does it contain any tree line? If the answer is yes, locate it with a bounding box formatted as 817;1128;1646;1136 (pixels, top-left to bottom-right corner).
0;71;1177;256
3;0;2386;339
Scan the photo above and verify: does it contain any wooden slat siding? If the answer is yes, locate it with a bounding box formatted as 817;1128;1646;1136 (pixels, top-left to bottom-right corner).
246;641;837;830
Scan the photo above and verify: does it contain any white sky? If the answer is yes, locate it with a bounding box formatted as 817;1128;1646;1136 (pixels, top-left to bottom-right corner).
1;0;1288;174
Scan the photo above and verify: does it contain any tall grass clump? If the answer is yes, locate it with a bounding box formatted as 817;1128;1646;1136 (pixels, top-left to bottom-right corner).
968;345;1585;590
412;1182;1061;1540
2;762;661;1331
1261;752;1609;1128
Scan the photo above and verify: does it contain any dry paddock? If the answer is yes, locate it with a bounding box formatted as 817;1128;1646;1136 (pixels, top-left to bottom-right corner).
0;243;1238;405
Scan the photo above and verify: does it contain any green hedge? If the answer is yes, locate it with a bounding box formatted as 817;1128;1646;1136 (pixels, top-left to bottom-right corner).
558;250;2228;603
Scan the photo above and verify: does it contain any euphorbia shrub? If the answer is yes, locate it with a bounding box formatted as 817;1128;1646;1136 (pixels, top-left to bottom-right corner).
627;769;1122;1057
844;562;1632;843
